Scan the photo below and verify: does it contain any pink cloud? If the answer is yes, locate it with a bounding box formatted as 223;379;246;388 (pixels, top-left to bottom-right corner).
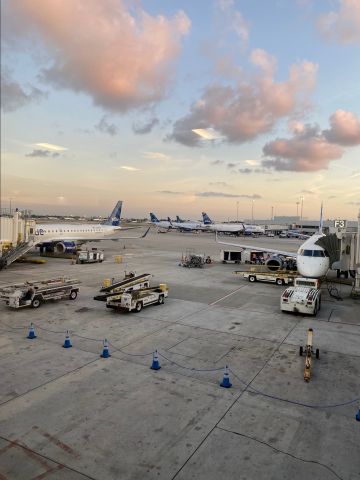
6;0;190;111
170;51;317;146
324;110;360;146
318;0;360;44
263;110;360;172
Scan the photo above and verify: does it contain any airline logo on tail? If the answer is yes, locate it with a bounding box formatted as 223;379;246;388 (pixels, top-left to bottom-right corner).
202;212;213;225
150;213;159;223
102;201;122;226
176;216;184;223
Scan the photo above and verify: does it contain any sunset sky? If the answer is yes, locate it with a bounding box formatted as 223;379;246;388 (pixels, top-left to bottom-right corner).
1;0;360;220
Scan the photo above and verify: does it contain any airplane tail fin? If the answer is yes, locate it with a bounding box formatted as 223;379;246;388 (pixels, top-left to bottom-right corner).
176;215;184;223
150;212;159;223
202;212;212;225
167;216;173;226
319;202;324;234
102;201;122;226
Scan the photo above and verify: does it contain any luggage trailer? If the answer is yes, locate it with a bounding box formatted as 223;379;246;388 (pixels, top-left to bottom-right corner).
0;277;81;309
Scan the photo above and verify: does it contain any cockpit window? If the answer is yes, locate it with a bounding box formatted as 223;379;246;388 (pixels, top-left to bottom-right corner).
299;249;327;257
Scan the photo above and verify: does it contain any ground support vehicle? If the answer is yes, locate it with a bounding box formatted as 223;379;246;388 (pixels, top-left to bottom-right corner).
180;252;210;268
0;277;80;309
77;248;104;264
94;272;151;301
281;277;321;316
106;284;168;312
220;249;266;264
238;267;296;286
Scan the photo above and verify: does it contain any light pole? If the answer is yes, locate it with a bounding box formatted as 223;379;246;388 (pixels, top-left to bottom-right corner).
9;197;13;215
296;201;300;218
271;206;274;221
236;201;239;222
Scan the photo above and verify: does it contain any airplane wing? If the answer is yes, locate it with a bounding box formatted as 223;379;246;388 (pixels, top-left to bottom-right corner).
215;232;297;258
103;227;151;240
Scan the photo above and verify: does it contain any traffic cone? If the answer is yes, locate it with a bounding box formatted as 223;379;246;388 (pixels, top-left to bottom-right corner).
100;339;111;358
27;323;37;339
63;330;72;348
220;365;232;388
150;350;161;370
356;408;360;422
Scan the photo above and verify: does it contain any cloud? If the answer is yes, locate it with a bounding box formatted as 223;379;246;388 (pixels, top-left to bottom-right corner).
347;201;360;205
26;149;60;158
301;189;316;194
142;152;170;161
1;69;46;112
192;128;223;140
196;192;261;199
210;159;224;165
133;117;159;134
216;0;249;46
118;166;140;172
227;162;238;169
238;168;252;174
35;143;67;151
318;0;360;44
323;110;360;146
5;0;190;112
262;110;360;172
95;116;118;136
245;159;258;166
169;52;317;146
157;190;182;195
209;182;231;187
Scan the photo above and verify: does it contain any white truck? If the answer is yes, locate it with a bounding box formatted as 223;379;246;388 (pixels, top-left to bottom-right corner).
0;277;80;309
77;249;104;264
281;277;321;316
106;284;168;312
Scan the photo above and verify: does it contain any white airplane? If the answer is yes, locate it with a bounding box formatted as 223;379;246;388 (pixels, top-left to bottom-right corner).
243;224;265;235
34;201;149;253
170;216;203;232
216;205;330;279
149;213;172;230
202;212;244;236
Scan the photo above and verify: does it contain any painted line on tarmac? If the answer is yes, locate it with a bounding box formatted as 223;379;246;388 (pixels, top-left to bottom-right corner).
209;285;246;306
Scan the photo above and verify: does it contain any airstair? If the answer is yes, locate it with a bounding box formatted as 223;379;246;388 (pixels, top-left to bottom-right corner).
0;239;36;270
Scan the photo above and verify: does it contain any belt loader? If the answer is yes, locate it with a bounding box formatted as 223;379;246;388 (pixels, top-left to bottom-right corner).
106;284;168;312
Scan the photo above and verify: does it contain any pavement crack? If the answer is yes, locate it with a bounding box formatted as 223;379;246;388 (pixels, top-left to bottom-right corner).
216;426;344;480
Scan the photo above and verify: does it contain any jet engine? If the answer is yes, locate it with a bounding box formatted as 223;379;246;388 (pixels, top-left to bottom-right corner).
265;255;284;271
55;241;77;253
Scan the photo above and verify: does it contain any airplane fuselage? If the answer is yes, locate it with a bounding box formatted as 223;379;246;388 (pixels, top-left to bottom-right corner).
34;223;121;243
296;234;330;278
204;223;244;234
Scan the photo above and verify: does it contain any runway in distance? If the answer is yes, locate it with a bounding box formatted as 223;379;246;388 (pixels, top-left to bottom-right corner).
35;201;149;253
216;205;329;279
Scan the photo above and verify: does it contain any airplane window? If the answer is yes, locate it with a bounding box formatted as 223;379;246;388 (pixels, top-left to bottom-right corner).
302;250;313;256
313;250;324;257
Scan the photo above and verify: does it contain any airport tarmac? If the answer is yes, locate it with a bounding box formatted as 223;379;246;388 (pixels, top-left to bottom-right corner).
0;229;359;480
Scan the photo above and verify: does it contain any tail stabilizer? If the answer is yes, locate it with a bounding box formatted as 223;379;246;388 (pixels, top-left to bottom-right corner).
102;201;122;226
319;202;324;234
167;217;173;226
202;212;213;225
150;212;159;223
176;215;184;223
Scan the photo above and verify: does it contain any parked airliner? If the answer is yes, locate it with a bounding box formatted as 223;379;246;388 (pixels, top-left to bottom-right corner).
202;212;244;235
170;217;203;232
149;213;172;230
34;201;149;253
216;205;329;278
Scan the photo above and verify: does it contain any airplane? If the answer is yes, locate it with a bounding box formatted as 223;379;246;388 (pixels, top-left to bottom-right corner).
243;224;265;235
149;213;172;230
216;204;330;279
202;212;245;236
34;201;149;253
170;216;203;232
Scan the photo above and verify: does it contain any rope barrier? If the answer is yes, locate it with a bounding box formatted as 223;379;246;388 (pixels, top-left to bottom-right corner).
1;320;359;410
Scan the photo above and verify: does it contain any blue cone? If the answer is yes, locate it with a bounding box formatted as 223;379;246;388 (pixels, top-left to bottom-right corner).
150;350;161;370
27;323;37;339
220;365;232;388
101;339;111;358
63;330;72;348
356;408;360;422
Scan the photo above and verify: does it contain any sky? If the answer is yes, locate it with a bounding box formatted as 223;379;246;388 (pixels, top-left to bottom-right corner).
1;0;360;221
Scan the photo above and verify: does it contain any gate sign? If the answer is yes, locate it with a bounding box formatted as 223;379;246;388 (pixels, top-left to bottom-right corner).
334;220;346;228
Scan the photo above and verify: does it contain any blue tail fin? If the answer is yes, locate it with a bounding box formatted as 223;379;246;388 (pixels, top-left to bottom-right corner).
102;201;122;226
150;212;159;223
176;215;184;223
167;217;173;225
202;212;212;225
319;202;323;234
